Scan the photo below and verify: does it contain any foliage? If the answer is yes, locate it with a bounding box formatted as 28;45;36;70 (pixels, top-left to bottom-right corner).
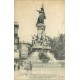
50;34;65;60
38;52;50;63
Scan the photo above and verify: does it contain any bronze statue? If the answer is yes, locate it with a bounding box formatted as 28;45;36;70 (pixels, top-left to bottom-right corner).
36;4;46;26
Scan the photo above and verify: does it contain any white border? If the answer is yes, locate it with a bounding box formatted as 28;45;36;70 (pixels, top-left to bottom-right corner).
0;0;14;80
65;0;80;80
0;0;80;80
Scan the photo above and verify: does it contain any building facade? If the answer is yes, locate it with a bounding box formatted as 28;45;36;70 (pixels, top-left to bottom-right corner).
14;22;32;70
19;42;31;59
14;22;20;70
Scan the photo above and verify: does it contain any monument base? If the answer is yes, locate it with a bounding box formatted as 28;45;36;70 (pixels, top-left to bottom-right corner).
28;48;57;63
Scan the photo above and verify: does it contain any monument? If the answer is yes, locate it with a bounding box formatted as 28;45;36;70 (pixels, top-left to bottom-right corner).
30;5;56;62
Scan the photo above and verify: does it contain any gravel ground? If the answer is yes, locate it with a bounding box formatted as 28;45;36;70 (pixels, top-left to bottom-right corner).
14;67;64;80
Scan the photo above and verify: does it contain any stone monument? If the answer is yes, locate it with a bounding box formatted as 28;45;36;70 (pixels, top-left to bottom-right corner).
30;5;56;62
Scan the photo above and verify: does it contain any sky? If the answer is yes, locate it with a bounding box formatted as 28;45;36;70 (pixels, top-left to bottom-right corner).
14;0;65;43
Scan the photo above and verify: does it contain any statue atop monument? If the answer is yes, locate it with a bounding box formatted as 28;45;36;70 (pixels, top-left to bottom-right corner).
36;4;46;26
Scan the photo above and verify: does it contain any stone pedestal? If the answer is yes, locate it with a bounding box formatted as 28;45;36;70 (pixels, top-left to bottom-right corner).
31;23;53;62
37;23;45;39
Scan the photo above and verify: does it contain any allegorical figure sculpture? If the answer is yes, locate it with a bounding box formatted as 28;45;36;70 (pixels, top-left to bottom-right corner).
36;4;46;26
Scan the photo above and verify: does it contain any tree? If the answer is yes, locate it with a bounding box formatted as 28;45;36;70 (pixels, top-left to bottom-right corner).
50;34;65;60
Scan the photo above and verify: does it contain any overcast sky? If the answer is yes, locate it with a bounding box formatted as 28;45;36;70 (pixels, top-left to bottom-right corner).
14;0;65;43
